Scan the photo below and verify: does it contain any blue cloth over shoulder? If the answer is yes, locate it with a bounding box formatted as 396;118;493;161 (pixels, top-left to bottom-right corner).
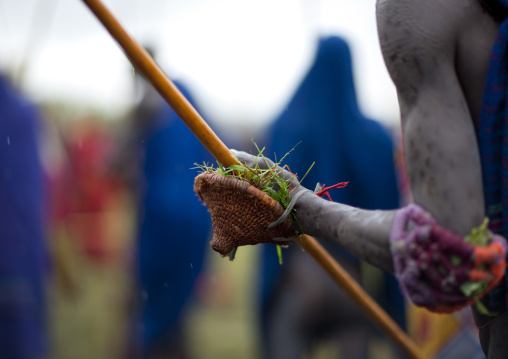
478;0;508;315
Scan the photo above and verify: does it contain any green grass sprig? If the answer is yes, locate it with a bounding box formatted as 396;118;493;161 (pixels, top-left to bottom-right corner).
460;218;494;315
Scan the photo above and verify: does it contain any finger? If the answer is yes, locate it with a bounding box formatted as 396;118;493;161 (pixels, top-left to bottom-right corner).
474;242;504;266
491;260;506;278
469;269;492;282
230;150;255;166
430;225;474;259
231;150;275;169
230;149;303;195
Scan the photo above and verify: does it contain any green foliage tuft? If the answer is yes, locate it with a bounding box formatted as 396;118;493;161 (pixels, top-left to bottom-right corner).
194;141;303;211
459;218;496;315
464;218;490;247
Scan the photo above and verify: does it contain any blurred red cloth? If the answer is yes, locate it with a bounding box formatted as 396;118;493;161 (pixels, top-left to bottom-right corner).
51;124;123;261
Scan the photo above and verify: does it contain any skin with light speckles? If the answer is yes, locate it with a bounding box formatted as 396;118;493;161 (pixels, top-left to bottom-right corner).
235;0;508;356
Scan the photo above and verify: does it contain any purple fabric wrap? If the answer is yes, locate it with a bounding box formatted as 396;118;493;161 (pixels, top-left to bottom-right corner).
390;204;476;310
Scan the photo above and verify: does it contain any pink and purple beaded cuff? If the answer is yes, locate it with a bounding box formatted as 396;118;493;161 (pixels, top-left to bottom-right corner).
390;204;507;313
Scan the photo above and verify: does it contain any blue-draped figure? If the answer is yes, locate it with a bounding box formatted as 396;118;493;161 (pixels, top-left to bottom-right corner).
258;36;405;359
135;80;212;358
0;74;48;359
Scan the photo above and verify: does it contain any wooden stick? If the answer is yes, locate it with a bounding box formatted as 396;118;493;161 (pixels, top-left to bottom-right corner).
81;1;425;358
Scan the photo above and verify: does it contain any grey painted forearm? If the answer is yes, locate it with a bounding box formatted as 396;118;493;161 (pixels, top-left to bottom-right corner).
294;191;396;273
376;0;491;238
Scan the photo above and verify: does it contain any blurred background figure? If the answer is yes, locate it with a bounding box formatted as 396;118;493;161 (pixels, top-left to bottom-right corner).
113;47;163;199
45;112;134;359
0;72;49;359
114;51;213;359
257;36;405;359
64;119;123;262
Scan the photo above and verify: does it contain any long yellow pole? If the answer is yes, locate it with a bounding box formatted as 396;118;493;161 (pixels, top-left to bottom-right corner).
81;1;425;358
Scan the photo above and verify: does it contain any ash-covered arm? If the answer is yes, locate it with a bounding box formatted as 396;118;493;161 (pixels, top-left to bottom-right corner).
294;192;397;272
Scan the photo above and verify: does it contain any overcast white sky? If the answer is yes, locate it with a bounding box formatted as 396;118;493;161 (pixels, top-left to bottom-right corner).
0;0;399;131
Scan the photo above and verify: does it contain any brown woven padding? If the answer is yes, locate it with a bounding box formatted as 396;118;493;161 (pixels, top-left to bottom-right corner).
194;172;295;255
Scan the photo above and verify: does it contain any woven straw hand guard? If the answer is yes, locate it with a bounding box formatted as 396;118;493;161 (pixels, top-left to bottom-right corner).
194;172;295;256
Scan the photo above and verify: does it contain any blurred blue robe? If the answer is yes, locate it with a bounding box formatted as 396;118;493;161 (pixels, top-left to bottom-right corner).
137;82;212;352
0;74;48;359
260;36;405;331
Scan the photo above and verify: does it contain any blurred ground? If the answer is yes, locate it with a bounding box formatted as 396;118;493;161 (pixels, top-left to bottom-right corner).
185;246;398;359
47;188;136;359
39;112;410;359
186;247;263;359
46;196;399;359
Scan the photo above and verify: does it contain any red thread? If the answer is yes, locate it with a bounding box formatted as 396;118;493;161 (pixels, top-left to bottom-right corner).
315;181;349;201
